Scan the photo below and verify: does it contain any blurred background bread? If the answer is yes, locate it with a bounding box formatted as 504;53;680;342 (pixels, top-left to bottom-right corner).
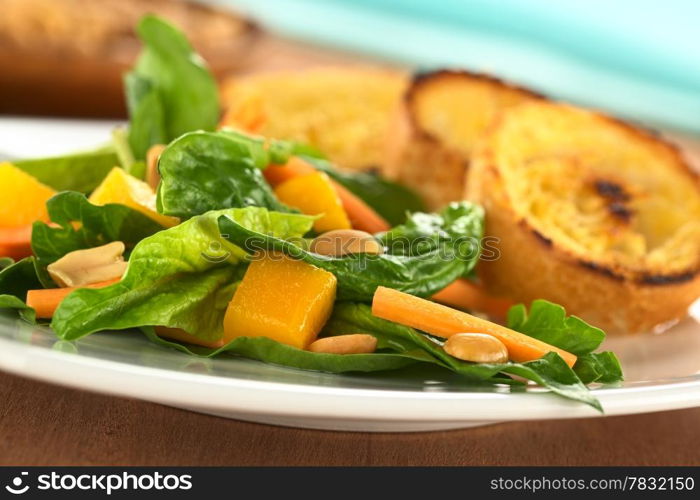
384;71;541;210
0;0;259;117
221;67;408;171
468;101;700;333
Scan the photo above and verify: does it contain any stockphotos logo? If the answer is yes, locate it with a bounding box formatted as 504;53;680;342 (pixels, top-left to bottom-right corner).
5;472;29;495
3;471;192;496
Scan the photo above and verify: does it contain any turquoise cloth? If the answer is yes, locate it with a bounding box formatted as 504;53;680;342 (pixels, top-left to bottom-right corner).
221;0;700;133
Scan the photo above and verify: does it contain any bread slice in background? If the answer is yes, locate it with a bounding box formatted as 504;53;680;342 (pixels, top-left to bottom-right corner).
468;100;700;334
221;67;408;170
384;70;542;209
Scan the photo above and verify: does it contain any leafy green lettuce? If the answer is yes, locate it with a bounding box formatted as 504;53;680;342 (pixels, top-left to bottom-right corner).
324;303;603;410
51;207;315;341
125;15;219;160
378;202;484;258
157;131;290;218
31;192;164;269
573;352;624;384
141;328;422;374
155;128;427;226
218;207;481;301
14;145;118;193
0;257;43;322
507;299;605;355
506;300;621;384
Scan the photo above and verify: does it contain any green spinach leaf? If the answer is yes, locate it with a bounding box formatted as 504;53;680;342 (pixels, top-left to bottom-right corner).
378;201;484;258
325;303;602;410
14;146;118;193
31;192;164;268
157;131;290;218
52;207;315;341
126;15;219;160
142;328;420;373
0;295;36;323
507;299;605;355
219;214;475;301
574;352;623;384
0;257;42;323
0;257;42;300
505;300;622;383
218;129;315;165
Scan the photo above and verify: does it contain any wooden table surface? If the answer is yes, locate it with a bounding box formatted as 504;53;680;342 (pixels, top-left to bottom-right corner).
1;371;698;466
2;30;700;467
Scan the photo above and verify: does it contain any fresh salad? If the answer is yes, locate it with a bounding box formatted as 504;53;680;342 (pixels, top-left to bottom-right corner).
0;16;622;411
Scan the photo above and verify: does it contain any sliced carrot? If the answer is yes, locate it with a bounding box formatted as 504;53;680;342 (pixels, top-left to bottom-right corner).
0;225;34;260
332;182;390;233
372;286;577;367
432;279;514;319
27;278;120;319
265;157;390;233
154;326;225;349
264;156;316;186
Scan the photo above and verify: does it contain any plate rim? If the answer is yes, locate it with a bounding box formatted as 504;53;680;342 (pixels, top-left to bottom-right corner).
2;335;699;425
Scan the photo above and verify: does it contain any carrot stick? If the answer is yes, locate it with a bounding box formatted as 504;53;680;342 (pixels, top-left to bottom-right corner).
265;157;390;233
264;156;316;186
27;278;120;319
332;182;390;233
154;326;225;349
432;279;514;319
372;286;577;367
0;225;34;260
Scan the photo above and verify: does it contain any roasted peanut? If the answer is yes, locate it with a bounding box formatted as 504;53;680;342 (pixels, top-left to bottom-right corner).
443;333;509;363
146;144;166;190
48;241;128;288
310;229;384;257
308;334;377;354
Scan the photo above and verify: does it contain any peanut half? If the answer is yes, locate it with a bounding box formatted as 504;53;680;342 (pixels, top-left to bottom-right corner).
146;143;166;190
308;334;378;355
443;333;509;364
47;241;128;288
310;229;384;257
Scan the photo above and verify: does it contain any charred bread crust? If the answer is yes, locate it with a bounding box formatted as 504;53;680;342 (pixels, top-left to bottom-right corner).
384;70;542;209
468;101;700;333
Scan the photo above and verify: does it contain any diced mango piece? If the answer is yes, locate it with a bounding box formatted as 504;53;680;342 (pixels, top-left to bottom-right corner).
0;162;56;227
223;253;337;349
89;167;178;227
274;172;351;233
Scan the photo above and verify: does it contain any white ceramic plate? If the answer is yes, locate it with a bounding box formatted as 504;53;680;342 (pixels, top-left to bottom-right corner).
1;117;700;432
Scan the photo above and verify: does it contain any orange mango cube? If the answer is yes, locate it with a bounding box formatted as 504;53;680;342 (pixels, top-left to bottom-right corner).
223;253;337;349
274;172;351;233
89;167;178;227
0;162;56;227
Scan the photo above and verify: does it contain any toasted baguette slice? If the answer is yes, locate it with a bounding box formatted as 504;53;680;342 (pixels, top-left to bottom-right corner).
384;70;542;209
221;67;408;170
468;101;700;333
